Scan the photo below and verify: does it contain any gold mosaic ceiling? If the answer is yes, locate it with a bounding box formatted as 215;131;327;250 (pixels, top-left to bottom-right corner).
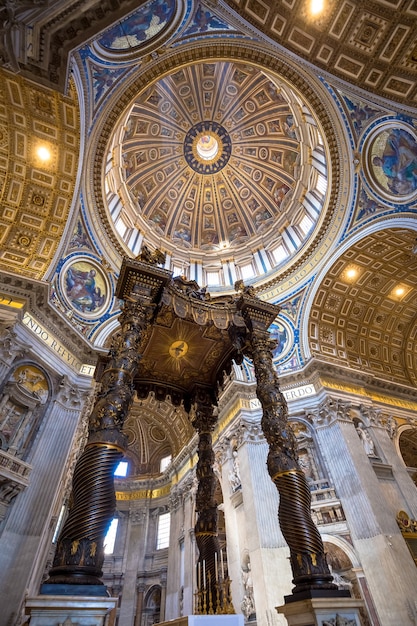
0;72;80;280
107;61;327;263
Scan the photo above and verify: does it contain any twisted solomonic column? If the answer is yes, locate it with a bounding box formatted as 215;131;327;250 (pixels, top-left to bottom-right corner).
46;295;157;587
192;386;223;611
237;295;337;597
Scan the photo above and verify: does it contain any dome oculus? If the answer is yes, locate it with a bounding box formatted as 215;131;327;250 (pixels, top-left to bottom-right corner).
184;121;231;174
196;134;219;160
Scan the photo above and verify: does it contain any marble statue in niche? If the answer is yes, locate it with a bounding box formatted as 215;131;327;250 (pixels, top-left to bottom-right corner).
241;556;255;619
0;365;49;457
228;449;241;492
355;421;376;457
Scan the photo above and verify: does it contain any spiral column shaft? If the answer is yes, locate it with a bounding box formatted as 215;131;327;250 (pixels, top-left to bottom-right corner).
238;295;336;595
192;386;223;611
48;295;157;586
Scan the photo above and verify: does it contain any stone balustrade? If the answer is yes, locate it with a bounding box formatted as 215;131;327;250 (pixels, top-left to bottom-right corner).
0;448;32;522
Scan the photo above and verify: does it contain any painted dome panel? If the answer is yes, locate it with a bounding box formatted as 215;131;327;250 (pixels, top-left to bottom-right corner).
106;61;329;277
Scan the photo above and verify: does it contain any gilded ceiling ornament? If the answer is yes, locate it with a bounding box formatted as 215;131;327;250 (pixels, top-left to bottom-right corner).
169;340;189;359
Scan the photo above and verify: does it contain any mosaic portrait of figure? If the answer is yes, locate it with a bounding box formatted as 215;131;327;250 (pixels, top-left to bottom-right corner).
270;320;290;360
63;260;108;315
98;0;175;50
370;126;417;198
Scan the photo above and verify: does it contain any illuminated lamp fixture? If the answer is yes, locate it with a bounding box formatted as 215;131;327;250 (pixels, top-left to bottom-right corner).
36;145;51;161
310;0;324;15
343;266;359;282
388;283;411;301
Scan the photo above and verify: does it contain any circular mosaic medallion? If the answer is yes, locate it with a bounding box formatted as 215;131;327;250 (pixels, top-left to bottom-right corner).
184;121;232;174
269;318;293;362
363;122;417;204
61;258;110;319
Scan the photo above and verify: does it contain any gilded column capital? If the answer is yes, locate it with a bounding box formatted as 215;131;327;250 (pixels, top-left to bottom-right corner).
306;397;352;428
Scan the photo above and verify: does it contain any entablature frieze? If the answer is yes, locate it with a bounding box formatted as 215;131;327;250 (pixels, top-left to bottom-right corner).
0;272;97;366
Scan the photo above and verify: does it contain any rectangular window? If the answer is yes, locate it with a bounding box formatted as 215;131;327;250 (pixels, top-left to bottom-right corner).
157;512;170;549
206;271;220;286
240;263;255;279
316;173;327;195
173;265;184;277
114;461;128;477
52;505;66;543
160;455;172;472
271;244;288;265
115;218;127;238
299;214;314;235
104;518;119;555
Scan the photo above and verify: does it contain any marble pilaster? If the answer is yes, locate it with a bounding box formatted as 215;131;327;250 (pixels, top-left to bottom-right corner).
166;475;196;619
0;384;87;625
241;441;293;626
117;505;149;626
313;402;417;626
371;416;417;519
224;415;292;626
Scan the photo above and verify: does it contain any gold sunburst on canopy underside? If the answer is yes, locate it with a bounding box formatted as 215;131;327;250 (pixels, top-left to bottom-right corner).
138;317;229;389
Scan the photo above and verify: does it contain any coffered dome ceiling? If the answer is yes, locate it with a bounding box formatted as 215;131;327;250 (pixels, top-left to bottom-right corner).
105;61;328;278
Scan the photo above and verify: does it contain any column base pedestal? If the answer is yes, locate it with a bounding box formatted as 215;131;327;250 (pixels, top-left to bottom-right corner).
276;594;363;626
25;595;117;626
159;616;244;626
40;583;108;596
